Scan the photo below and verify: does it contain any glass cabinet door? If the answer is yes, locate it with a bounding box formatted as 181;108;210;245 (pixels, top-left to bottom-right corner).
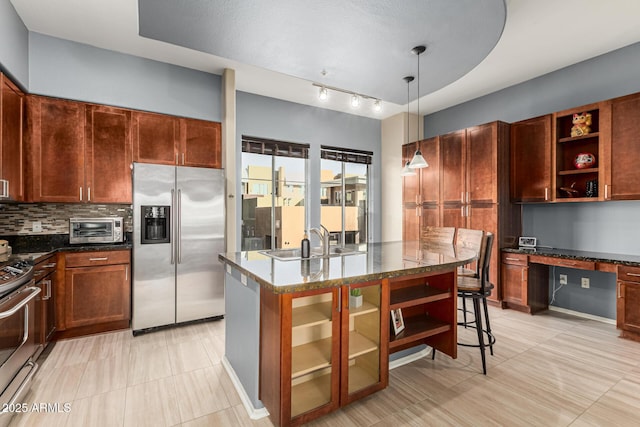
290;288;339;419
342;281;388;402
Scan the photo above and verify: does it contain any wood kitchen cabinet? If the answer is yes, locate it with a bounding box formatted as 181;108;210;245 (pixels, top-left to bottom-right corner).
132;110;222;168
26;96;85;202
0;72;25;201
552;101;610;201
57;250;131;336
510;115;552;202
606;92;640;200
501;253;529;309
27;96;132;203
617;265;640;341
85;104;132;203
260;280;388;426
33;253;57;358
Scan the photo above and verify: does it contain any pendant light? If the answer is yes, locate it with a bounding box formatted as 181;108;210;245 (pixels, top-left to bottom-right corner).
408;45;428;169
401;76;416;177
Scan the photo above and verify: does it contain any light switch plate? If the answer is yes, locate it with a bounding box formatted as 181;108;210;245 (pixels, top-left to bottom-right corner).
519;236;537;248
241;274;247;286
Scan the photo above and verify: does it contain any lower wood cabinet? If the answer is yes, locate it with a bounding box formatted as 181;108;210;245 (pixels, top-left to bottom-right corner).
260;280;388;427
501;253;529;309
57;250;131;335
617;265;640;341
33;253;57;358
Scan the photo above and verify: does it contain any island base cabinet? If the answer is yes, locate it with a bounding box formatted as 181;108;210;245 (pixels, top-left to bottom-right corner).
260;280;388;427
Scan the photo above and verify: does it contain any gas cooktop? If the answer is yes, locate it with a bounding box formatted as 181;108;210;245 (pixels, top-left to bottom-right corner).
0;259;34;298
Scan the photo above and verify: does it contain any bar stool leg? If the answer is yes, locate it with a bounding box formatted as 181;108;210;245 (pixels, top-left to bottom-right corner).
462;296;468;328
473;297;487;375
482;296;494;355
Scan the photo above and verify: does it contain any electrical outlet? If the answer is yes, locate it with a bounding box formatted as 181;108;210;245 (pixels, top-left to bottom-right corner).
581;277;590;289
559;274;567;285
32;221;42;232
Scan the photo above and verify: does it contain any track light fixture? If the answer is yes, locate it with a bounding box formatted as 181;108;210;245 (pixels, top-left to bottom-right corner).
312;83;382;113
318;86;328;101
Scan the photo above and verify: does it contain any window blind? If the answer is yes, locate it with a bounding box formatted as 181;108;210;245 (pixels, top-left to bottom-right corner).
320;145;372;165
242;135;309;159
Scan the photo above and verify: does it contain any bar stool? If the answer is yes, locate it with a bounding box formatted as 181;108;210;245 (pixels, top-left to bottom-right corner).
433;232;496;375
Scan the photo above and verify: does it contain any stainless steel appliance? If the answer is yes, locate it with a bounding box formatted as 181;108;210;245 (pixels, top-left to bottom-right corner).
69;217;124;244
132;163;225;333
0;259;39;426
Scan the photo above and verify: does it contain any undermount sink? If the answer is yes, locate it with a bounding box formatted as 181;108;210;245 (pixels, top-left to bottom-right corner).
259;246;364;261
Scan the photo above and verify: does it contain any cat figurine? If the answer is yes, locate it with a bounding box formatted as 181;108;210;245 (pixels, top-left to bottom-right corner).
571;112;592;137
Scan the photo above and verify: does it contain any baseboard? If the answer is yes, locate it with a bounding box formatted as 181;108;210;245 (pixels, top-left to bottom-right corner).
221;356;270;420
389;346;433;370
548;305;616;325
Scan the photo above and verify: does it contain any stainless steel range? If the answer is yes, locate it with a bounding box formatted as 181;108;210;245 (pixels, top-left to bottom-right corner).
0;258;40;426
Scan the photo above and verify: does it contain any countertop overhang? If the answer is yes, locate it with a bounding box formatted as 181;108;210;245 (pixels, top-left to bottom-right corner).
218;241;477;294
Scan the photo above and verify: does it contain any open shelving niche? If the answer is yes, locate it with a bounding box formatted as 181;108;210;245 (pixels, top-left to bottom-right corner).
554;104;606;201
388;272;456;354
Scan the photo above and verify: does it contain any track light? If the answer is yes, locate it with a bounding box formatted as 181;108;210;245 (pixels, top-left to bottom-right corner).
318;86;328;101
311;83;382;112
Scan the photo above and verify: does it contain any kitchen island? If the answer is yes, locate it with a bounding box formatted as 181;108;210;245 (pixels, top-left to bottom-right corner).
218;240;476;427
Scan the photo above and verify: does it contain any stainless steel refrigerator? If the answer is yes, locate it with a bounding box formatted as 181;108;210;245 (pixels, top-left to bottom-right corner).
132;162;225;333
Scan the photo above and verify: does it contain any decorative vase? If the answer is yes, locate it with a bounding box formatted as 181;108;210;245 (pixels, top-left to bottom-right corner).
349;294;363;309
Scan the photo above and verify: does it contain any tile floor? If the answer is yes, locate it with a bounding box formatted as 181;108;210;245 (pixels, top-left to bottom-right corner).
7;305;640;426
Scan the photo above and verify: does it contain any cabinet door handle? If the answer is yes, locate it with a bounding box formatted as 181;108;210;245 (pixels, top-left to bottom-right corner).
88;187;91;201
544;187;549;201
461;192;465;204
626;273;640;277
125;266;128;281
175;153;179;165
605;184;609;200
0;179;9;198
89;257;108;261
466;192;470;204
79;186;83;201
44;279;52;300
505;257;520;261
43;263;56;268
182;153;185;165
618;282;622;298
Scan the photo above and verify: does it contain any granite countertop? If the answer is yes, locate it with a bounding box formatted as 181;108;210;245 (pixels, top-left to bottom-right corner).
503;247;640;267
218;241;477;294
2;234;132;263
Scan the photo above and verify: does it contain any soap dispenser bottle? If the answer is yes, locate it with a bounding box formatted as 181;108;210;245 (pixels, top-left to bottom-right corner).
301;233;310;258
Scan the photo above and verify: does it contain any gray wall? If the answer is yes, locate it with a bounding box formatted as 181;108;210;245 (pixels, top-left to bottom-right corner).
0;0;29;88
236;91;382;250
423;41;640;320
28;33;222;121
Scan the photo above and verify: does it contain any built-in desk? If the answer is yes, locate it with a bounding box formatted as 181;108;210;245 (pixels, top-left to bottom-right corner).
501;248;640;341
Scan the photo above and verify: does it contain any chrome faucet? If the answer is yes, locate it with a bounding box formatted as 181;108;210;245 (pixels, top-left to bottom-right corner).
309;225;330;257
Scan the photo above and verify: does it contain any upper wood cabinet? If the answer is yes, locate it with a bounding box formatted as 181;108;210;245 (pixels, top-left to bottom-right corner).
510;115;552;202
132;111;222;168
0;73;25;201
27;96;132;203
85;105;132;203
132;111;179;166
606;92;640;200
27;96;86;202
552;101;610;202
440;129;466;205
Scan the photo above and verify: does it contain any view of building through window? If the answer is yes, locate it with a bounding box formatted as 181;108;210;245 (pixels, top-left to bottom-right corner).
241;142;370;251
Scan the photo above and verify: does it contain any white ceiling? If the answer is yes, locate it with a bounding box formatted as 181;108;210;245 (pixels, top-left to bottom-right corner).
10;0;640;119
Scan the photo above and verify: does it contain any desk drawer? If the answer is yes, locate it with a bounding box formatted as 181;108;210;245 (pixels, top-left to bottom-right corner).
65;250;130;267
501;253;528;266
618;266;640;283
529;255;595;271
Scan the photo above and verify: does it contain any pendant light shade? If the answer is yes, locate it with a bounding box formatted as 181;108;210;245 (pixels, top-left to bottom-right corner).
408;150;428;169
408;45;428;169
401;160;416;176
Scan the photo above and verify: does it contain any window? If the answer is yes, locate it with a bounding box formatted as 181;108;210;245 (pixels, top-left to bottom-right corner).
320;146;371;245
241;136;309;250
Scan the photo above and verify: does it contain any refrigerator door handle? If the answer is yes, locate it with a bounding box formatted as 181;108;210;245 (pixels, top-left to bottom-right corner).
171;189;175;265
178;188;182;264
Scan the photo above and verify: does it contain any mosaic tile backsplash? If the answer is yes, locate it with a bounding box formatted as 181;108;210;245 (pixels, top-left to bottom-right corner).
0;203;133;236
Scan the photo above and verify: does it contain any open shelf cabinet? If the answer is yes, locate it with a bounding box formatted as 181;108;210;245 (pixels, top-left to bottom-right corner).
388;271;457;358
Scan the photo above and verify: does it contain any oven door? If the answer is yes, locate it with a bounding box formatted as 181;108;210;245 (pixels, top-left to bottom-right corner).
0;285;40;413
70;219;115;243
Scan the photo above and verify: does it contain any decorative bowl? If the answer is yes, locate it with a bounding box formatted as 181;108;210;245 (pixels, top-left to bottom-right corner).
574;153;596;169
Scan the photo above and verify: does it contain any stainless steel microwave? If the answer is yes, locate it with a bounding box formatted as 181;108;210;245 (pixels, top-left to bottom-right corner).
69;217;124;244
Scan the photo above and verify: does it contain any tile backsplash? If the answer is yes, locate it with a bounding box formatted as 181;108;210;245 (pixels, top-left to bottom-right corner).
0;203;133;235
